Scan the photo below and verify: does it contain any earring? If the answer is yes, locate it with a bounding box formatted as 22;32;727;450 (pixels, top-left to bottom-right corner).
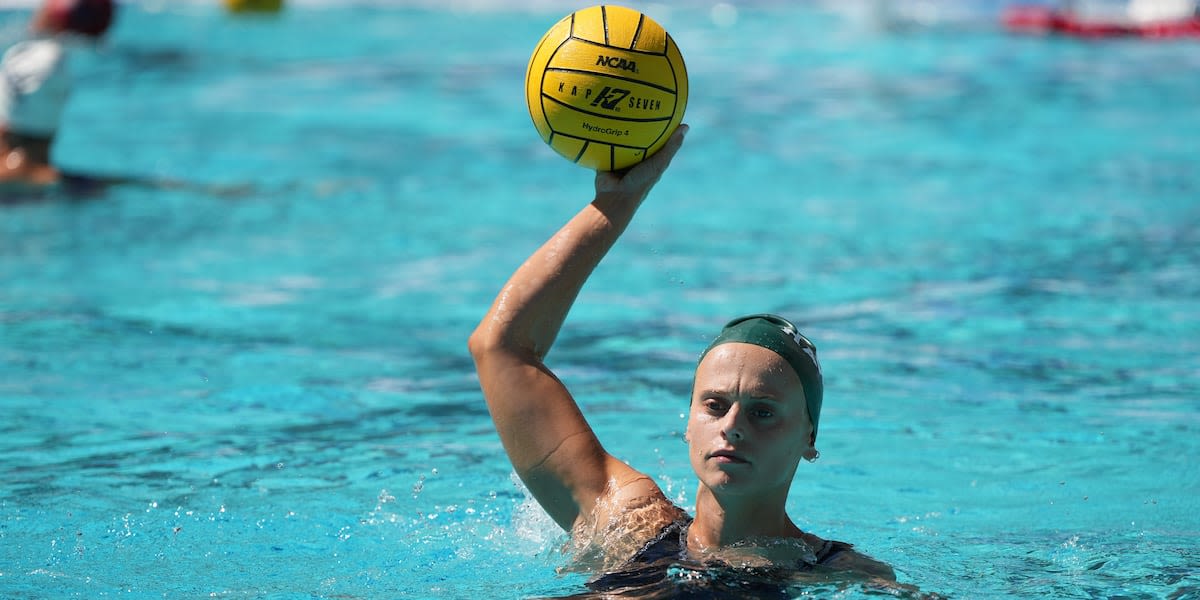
804;450;820;463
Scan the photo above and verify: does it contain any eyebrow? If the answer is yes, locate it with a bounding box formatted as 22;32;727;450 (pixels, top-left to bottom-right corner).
698;387;785;401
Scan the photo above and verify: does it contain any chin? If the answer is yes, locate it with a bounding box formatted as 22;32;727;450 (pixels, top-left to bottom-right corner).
701;472;758;495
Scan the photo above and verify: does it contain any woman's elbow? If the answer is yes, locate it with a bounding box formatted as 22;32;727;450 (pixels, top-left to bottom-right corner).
468;318;521;359
467;323;497;361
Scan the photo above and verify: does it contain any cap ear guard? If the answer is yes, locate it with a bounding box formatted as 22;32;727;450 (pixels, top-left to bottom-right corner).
700;314;824;441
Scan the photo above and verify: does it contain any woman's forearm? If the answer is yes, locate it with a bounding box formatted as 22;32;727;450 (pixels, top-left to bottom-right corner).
477;192;643;360
472;125;687;359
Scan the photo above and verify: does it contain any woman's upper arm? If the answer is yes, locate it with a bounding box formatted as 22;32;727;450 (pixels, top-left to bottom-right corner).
469;332;618;530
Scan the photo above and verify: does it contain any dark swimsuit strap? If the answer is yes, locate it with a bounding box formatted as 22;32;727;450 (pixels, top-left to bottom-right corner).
631;518;854;567
814;539;855;565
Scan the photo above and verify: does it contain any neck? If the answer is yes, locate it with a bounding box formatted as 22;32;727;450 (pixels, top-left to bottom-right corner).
688;483;800;550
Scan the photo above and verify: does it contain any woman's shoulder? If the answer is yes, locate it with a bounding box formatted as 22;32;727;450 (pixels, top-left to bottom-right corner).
805;534;896;581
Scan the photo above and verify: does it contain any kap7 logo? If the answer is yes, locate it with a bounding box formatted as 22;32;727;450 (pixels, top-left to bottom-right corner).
589;86;631;111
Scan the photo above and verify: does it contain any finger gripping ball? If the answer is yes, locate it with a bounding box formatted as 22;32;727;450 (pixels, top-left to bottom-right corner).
525;5;688;171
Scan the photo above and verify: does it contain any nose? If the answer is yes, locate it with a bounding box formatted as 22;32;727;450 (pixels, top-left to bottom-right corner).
721;405;745;442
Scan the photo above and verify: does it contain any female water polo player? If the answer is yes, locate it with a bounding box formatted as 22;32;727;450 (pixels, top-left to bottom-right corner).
1;0;114;192
469;124;899;591
2;0;259;203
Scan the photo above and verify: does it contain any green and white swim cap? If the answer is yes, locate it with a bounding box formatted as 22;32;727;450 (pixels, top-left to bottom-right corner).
699;314;824;440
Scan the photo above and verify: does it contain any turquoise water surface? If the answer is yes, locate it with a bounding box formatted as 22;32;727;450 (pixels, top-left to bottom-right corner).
2;1;1198;598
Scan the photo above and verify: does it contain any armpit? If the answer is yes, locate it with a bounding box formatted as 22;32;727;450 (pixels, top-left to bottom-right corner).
566;478;685;572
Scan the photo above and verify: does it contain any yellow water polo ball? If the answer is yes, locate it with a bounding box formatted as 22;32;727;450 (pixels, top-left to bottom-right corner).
525;5;688;171
224;0;284;14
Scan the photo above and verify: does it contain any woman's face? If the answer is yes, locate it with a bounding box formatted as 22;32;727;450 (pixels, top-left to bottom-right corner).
686;343;817;497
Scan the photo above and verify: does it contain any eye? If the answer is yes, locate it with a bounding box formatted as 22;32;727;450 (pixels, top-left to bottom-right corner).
751;407;775;419
702;398;728;414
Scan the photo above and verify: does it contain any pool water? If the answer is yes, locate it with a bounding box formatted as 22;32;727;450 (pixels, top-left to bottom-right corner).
2;1;1198;598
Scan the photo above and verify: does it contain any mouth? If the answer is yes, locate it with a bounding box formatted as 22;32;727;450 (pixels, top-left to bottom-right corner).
710;449;748;464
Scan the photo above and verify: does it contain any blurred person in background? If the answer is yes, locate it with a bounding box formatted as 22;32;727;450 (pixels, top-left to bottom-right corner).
1;0;114;193
1069;0;1198;23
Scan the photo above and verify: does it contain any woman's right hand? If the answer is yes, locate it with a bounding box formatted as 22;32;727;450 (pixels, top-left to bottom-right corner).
594;124;688;204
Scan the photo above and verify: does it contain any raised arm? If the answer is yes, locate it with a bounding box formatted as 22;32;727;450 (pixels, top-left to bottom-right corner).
468;126;687;531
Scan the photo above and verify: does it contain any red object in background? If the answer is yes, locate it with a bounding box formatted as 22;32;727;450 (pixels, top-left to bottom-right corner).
1002;4;1200;38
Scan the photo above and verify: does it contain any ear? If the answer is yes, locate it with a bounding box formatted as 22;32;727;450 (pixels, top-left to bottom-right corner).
683;400;695;443
801;432;818;462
